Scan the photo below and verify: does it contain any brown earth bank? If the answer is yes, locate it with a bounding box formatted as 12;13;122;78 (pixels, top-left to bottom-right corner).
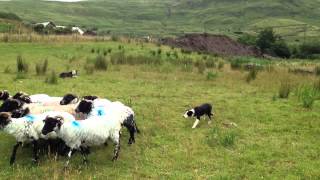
161;33;261;57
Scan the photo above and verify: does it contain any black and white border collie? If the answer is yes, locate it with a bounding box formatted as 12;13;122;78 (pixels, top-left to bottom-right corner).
183;103;214;129
59;70;78;79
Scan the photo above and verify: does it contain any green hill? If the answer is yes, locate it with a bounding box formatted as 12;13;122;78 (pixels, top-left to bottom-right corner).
0;0;319;40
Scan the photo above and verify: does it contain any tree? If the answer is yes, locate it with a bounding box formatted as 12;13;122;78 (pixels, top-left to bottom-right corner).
256;28;277;53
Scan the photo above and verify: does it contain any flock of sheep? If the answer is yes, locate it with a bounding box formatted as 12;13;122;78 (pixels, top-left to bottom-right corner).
0;90;139;167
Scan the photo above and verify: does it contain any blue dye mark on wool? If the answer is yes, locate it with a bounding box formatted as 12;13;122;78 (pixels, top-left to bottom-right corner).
96;106;106;116
72;121;80;128
25;115;35;122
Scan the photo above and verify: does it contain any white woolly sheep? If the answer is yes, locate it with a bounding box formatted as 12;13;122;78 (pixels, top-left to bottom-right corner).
41;114;122;166
75;99;139;144
0;111;75;165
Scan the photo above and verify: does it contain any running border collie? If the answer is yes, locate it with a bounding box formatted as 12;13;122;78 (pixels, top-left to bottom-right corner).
183;103;214;129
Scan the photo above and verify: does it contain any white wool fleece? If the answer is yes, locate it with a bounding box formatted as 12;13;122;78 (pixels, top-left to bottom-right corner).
56;116;121;149
3;111;75;143
88;101;134;124
24;104;77;117
30;94;63;105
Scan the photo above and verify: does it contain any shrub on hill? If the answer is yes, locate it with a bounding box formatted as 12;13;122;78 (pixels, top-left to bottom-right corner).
0;12;21;21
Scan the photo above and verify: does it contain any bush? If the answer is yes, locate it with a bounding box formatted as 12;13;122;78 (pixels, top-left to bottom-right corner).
16;55;28;73
279;81;291;99
297;86;317;109
0;12;21;21
35;59;48;76
272;40;291;58
298;41;320;59
45;71;58;84
206;71;218;80
246;67;258;83
94;55;108;71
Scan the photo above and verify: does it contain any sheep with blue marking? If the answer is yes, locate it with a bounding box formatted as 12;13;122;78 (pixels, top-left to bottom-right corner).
0;111;75;165
75;99;139;144
41;113;122;166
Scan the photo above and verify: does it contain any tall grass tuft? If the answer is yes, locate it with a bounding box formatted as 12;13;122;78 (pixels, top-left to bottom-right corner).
196;59;206;74
314;79;320;92
218;61;224;70
207;128;236;148
246;67;258;83
230;59;243;70
94;55;108;71
4;66;11;74
17;55;28;73
206;71;218;80
84;60;95;75
35;59;48;75
278;81;291;99
205;58;216;68
315;66;320;76
45;71;58;84
297;85;317;109
220;132;236;148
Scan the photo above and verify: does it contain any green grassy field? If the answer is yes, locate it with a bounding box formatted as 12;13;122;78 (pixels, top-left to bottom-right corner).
0;0;320;40
0;41;319;179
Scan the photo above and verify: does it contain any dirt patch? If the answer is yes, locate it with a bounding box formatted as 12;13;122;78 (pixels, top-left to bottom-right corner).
162;33;261;57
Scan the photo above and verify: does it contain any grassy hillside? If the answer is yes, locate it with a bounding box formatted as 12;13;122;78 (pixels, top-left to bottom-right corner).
0;41;319;178
0;0;319;40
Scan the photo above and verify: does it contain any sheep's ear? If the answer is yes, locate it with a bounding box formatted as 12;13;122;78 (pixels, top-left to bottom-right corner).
55;116;64;122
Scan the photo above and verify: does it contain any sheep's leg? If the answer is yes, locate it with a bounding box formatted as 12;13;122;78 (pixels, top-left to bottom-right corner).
32;140;39;164
10;142;22;165
64;149;74;167
128;126;135;145
112;132;121;161
80;147;89;164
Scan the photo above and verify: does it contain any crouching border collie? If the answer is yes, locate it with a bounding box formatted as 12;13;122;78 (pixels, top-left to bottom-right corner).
183;103;214;129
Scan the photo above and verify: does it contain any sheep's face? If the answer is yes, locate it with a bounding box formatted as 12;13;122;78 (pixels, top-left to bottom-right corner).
0;90;9;101
12;108;30;118
183;109;195;119
60;94;78;105
75;100;93;114
0;99;22;112
12;92;31;104
0;112;11;129
42;116;63;135
18;95;31;104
